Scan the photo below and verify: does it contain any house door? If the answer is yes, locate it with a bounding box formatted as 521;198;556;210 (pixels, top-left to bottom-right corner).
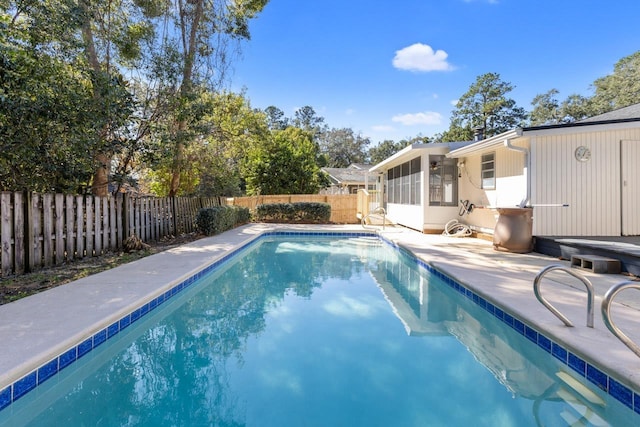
621;140;640;235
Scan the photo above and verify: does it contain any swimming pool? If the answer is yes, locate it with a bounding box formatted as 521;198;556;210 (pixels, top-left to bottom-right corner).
0;233;639;426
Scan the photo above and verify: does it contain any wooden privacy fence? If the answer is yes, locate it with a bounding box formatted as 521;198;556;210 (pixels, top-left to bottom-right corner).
0;192;223;277
228;194;358;225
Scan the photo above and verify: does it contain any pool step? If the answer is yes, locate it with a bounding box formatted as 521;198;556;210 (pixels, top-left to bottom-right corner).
570;254;621;274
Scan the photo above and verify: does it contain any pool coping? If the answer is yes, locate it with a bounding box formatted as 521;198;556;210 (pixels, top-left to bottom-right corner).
1;223;640;415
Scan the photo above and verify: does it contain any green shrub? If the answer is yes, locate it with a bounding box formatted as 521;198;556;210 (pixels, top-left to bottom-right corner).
254;202;331;223
196;205;250;236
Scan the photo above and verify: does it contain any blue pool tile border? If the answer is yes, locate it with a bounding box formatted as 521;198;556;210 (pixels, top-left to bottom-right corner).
1;230;639;415
376;234;640;414
427;264;640;412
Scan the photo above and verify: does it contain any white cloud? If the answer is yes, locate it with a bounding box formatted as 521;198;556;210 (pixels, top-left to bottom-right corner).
345;108;356;115
450;99;459;106
392;111;443;126
392;43;454;72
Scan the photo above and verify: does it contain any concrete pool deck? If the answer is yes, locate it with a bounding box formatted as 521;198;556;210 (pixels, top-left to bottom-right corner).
1;223;640;404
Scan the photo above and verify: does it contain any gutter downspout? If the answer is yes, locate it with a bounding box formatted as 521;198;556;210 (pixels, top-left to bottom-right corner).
503;130;529;207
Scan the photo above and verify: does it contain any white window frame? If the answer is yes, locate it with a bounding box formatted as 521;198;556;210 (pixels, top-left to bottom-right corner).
481;152;496;190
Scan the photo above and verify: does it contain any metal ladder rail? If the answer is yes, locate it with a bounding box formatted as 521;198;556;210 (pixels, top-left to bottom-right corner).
361;207;387;230
601;281;640;358
533;264;595;328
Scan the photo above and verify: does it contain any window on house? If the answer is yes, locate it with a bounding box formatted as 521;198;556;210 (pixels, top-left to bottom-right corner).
481;152;495;190
429;155;458;206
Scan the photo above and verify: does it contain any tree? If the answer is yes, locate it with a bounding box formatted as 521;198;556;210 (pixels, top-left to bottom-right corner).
264;106;289;130
1;0;153;195
529;90;597;125
559;94;593;122
368;140;409;165
434;117;473;142
530;89;562;126
153;0;269;197
143;91;268;197
0;39;97;192
242;127;328;195
292;106;327;138
590;50;640;114
447;72;528;139
319;128;370;168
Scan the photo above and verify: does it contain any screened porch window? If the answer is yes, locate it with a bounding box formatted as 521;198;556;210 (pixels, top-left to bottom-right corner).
429;155;457;206
385;157;421;205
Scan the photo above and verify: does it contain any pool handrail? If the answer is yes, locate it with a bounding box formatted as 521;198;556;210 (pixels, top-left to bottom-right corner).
601;281;640;358
533;264;595;328
361;206;388;230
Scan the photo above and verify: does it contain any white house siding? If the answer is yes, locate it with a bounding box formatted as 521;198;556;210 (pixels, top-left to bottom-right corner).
455;140;529;234
622;140;640;235
530;128;640;236
387;203;423;231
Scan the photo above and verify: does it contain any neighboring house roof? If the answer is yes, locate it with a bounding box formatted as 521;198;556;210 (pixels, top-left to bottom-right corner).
322;167;369;185
348;163;371;170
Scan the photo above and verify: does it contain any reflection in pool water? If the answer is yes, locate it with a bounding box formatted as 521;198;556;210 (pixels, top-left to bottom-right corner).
1;236;638;426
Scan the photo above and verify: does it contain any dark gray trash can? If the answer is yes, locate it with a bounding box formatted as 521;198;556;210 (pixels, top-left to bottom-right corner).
493;207;533;253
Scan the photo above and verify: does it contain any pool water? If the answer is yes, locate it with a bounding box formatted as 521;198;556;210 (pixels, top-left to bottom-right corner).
1;235;638;426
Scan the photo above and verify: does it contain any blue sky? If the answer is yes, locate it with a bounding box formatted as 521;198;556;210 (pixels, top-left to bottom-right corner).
232;0;640;145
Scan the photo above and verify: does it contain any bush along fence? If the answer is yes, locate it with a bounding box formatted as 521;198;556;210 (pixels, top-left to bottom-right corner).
196;205;251;236
254;202;331;223
228;194;357;224
0;191;225;277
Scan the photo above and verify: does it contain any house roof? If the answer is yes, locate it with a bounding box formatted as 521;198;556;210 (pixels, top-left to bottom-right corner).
321;167;369;185
445;129;523;158
370;141;473;172
578;103;640;123
348;163;371;170
448;103;640;158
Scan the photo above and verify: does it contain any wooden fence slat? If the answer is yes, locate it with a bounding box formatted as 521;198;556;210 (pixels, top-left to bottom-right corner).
1;192;13;277
110;196;117;250
143;198;149;241
137;197;143;240
43;194;53;267
158;198;164;238
76;195;84;258
31;193;41;270
66;194;75;260
102;197;109;251
174;197;181;235
116;195;123;248
13;192;25;275
86;196;94;257
94;196;102;255
154;198;160;241
151;198;157;241
55;194;64;264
